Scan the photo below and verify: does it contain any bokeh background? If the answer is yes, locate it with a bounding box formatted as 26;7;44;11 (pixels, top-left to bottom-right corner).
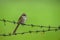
0;0;60;40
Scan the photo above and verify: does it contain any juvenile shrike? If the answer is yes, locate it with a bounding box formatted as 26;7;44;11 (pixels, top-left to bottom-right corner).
13;13;27;34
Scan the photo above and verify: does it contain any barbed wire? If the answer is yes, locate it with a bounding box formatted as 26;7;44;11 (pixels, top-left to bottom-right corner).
0;28;60;36
0;19;60;36
0;19;59;28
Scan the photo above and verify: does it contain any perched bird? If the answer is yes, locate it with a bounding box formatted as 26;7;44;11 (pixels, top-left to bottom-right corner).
13;13;27;34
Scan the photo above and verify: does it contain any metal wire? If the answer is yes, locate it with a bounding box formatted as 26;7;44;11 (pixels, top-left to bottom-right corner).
0;19;60;36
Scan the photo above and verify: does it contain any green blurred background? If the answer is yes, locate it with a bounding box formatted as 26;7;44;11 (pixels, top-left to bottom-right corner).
0;0;60;40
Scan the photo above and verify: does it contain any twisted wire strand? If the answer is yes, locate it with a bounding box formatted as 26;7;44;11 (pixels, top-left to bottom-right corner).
0;28;60;36
0;19;58;28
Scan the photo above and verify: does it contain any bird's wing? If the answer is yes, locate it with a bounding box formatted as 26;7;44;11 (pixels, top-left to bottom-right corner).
17;16;23;24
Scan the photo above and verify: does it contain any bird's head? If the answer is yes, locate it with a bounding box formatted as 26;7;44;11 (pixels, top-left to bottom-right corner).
22;13;26;16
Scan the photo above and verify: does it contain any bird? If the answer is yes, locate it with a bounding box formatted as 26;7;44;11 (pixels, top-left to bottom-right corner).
13;13;27;34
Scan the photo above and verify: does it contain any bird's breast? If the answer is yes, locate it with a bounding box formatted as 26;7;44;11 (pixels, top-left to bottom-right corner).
19;16;26;24
22;16;26;21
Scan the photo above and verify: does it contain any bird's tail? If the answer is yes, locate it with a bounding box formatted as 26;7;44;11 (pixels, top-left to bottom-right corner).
13;24;20;34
